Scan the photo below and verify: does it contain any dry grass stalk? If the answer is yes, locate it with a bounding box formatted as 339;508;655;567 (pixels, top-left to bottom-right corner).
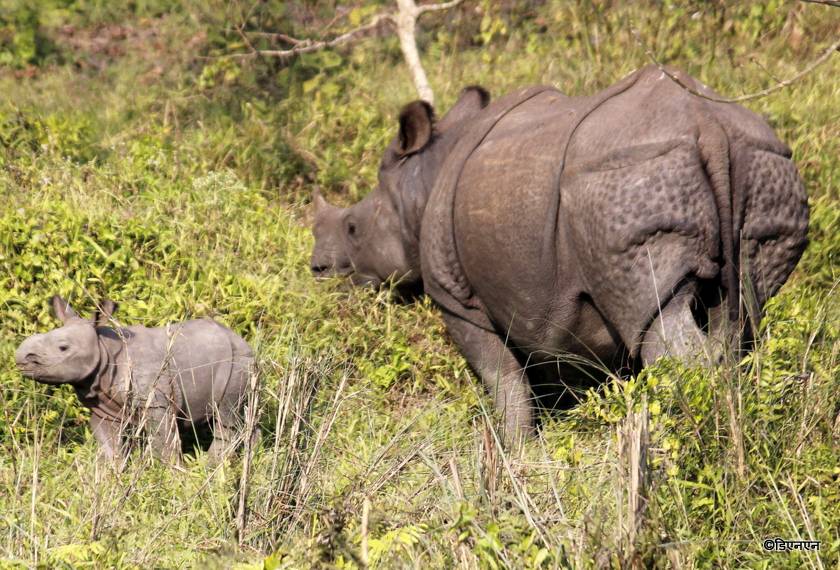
724;377;747;480
480;419;498;505
361;496;371;567
236;363;261;544
617;400;650;569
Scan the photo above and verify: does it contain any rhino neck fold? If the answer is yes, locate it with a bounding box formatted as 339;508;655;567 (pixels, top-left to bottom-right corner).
396;129;466;271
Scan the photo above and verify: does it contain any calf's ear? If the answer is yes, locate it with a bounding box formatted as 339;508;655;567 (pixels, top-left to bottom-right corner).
51;295;79;323
94;299;118;327
397;100;434;157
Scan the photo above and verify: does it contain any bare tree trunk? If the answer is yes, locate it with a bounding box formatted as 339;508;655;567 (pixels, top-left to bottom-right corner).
395;0;435;103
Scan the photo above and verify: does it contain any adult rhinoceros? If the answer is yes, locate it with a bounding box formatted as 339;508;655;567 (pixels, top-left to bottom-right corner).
311;65;809;439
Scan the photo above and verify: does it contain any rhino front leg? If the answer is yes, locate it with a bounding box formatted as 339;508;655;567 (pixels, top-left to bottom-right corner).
145;403;183;466
443;313;534;443
90;413;122;462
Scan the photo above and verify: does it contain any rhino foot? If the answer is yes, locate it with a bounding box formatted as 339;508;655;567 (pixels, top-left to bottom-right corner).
641;283;720;366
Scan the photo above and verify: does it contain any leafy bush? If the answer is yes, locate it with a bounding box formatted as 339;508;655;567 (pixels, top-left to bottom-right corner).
0;1;837;567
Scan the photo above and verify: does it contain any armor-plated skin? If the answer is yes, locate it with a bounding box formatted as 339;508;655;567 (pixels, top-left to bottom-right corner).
15;296;253;464
310;66;809;439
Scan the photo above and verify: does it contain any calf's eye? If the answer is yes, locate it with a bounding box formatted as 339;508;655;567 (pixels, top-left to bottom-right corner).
348;222;357;236
59;345;69;352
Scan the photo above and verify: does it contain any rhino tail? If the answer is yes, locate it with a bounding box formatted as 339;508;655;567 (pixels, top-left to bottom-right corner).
697;119;739;323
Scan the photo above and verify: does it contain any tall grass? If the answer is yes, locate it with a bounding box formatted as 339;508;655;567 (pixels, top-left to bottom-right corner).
1;0;838;567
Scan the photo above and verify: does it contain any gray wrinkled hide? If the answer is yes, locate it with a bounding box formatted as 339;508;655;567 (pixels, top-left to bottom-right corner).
311;65;809;441
15;297;253;464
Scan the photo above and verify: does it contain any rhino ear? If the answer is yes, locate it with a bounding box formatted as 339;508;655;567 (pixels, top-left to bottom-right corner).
438;85;490;131
312;187;329;215
51;295;79;323
94;299;118;327
397;100;434;157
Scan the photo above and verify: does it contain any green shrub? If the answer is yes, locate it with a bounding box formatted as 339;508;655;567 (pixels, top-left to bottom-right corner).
0;1;837;567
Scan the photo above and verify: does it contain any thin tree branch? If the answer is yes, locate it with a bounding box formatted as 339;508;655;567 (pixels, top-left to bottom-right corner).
800;0;840;7
749;55;783;84
239;31;305;45
632;27;840;103
236;22;258;54
416;0;466;16
229;13;394;60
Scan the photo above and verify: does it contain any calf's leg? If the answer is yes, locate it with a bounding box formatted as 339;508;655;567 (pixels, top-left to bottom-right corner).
443;313;534;443
90;413;122;462
145;404;183;466
207;408;237;463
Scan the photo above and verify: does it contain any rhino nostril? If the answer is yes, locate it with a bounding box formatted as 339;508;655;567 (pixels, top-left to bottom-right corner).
311;264;329;275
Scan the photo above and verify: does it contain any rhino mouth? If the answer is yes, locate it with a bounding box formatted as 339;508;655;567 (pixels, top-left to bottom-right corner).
349;273;383;288
15;362;68;384
311;257;354;278
15;356;41;376
311;261;383;288
16;364;38;378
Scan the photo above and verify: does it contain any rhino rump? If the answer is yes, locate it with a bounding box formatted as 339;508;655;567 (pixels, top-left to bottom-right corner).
562;139;721;354
123;319;252;425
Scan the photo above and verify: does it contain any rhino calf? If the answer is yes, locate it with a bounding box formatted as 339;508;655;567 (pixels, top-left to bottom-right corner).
15;296;253;465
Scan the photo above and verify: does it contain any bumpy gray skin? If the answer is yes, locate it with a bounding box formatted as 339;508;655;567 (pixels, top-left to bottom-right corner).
15;296;253;465
311;65;809;441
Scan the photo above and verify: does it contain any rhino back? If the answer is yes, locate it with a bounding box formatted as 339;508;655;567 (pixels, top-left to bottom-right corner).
432;65;806;360
454;91;593;349
451;74;645;357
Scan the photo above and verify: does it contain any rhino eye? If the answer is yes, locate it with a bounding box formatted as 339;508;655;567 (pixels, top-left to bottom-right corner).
58;345;69;352
347;222;357;236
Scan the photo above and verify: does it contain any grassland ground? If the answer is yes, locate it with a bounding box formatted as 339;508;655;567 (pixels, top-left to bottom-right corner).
0;1;838;568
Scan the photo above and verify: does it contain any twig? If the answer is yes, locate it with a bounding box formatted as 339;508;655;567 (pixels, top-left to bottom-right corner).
749;55;782;84
360;497;371;566
632;28;840;103
230;13;394;61
417;0;466;15
242;31;305;45
800;0;840;7
617;400;650;566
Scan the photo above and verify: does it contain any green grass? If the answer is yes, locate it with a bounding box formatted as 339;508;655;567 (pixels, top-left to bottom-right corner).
0;1;838;567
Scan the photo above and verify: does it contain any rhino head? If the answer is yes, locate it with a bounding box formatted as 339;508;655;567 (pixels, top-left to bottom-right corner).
15;296;116;385
310;87;490;290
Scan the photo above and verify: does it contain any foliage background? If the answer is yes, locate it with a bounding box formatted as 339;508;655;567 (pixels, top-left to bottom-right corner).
0;0;838;567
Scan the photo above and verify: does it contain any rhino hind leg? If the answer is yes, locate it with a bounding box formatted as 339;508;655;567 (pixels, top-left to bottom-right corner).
208;409;238;463
640;281;719;365
207;392;246;463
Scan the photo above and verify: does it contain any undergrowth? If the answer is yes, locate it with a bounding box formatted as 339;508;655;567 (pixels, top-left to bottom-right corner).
0;1;838;568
